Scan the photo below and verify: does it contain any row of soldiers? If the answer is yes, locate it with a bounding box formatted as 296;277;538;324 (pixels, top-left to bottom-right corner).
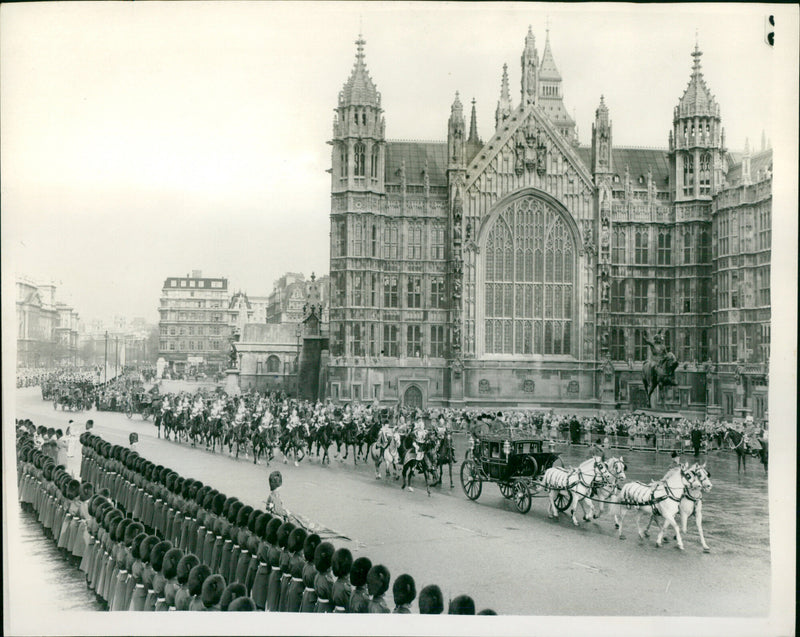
15;421;494;614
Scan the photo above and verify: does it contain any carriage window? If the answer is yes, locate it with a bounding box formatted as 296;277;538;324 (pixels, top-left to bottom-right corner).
490;443;500;458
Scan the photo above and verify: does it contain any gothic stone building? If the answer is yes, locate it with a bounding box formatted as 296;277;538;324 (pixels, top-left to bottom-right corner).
326;30;771;419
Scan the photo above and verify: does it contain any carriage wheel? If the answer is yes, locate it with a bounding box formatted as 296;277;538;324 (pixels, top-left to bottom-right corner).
513;480;532;514
548;456;565;469
498;482;514;499
520;455;538;478
553;490;573;512
460;460;483;501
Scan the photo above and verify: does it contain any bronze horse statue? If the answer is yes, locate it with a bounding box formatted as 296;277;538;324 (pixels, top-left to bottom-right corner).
641;352;678;408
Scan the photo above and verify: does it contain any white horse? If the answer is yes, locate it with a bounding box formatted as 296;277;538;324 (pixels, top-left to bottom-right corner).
370;429;400;480
590;456;627;520
612;463;702;550
542;458;613;525
643;462;713;552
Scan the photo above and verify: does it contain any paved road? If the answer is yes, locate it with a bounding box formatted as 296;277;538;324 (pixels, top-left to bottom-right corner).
12;387;770;616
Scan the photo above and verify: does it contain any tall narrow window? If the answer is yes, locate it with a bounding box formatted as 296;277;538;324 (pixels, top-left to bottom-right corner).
350;323;364;357
611;280;625;312
657;231;671;265
430;277;445;308
383;276;398;308
699;152;711;194
610;327;626;361
699;230;710;262
406;276;421;308
407;325;422;357
634;329;646;361
430;325;446;357
683;231;692;263
370;145;379;179
352;222;363;257
483;195;574;355
432;227;445;260
683;154;694;196
354;142;366;177
383;325;398;357
408;226;422;259
657;280;672;313
635;231;649;264
612;229;626;263
384;225;398;260
340;149;347;178
634;280;648;313
352;274;363;307
371;225;378;257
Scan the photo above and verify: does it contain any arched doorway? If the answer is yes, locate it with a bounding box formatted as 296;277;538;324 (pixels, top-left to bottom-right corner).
403;385;423;409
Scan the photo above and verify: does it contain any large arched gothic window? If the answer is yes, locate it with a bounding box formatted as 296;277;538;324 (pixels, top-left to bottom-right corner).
484;196;575;356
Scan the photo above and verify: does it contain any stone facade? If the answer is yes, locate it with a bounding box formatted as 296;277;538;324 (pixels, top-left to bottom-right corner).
327;31;771;415
16;278;79;367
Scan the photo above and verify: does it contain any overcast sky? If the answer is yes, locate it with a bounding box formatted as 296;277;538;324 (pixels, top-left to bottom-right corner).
1;2;795;325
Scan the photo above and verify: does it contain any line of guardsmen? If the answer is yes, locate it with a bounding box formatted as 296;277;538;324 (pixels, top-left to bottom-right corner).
15;421;495;614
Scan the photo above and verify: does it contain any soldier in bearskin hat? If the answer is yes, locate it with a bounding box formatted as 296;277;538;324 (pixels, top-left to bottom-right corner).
330;547;353;613
284;527;308;612
448;594;476;615
312;541;335;612
418;584;444;614
299;533;322;612
200;573;226;611
366;564;391;613
219;582;248;611
347;556;372;613
173;553;201;611
187;563;212;611
392;573;416;613
157;547;184;611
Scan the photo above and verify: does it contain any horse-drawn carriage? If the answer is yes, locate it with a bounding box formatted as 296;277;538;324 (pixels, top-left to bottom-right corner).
125;388;160;420
460;430;566;514
53;386;91;411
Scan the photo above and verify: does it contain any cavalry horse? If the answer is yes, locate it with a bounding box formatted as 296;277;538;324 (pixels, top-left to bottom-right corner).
641;352;679;408
370;428;401;480
336;419;361;465
723;427;766;473
430;431;456;488
643;462;713;552
541;458;614;525
399;434;437;496
612;464;702;550
279;425;307;466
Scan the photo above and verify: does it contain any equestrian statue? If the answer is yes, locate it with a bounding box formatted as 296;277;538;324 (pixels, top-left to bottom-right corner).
641;329;678;408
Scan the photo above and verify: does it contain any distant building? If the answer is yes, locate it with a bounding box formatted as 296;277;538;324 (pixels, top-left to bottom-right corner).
16;277;79;367
157;270;235;373
266;273;330;325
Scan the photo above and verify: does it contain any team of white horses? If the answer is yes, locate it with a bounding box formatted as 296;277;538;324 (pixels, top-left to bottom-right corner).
540;457;713;552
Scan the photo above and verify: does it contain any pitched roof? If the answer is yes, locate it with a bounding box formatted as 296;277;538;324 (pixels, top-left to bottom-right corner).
676;43;718;118
575;146;671;187
384;141;448;186
725;149;773;186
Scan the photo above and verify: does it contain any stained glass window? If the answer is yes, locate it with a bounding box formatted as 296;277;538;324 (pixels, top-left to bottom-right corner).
484;196;575;355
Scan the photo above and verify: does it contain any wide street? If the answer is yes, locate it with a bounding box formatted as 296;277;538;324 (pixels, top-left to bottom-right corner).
13;386;770;616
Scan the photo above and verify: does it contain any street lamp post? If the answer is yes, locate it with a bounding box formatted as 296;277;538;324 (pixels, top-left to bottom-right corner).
104;331;108;385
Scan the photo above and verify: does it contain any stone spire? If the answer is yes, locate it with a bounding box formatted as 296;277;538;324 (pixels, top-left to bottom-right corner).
495;63;512;128
520;26;539;106
468;98;480;144
675;39;719;118
538;27;562;81
339;34;380;108
448;91;466;166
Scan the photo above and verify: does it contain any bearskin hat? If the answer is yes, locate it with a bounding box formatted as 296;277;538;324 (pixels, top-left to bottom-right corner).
114;517;133;543
477;608;497;615
78;481;94;502
227;596;256;611
418;584;444;614
276;522;295;549
219;582;247;611
350;556;372;588
165;472;177;492
257;541;271;564
314;542;335;573
212;493;226;516
237;504;253;529
392;573;416;606
448;594;475;615
65;478;81;500
131;532;148;560
366;564;390;597
246;534;260;556
124;522;144;546
245;507;259;533
196;485;211;506
201;573;226;608
139;535;160;565
227;500;244;525
265;518;282;545
79;432;89;445
103;509;122;532
162;547;184;579
268;471;283;491
331;548;353;578
287;527;307;554
303;533;322;563
196;508;207;528
187;563;211;597
42;462;55;481
177;553;200;585
253;512;269;539
97;487;111;498
222;496;238;520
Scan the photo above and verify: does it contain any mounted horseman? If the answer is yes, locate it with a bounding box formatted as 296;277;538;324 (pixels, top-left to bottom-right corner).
641;329;678;408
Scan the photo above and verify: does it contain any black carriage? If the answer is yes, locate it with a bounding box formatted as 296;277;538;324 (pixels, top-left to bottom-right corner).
460;430;567;514
125;388;159;420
